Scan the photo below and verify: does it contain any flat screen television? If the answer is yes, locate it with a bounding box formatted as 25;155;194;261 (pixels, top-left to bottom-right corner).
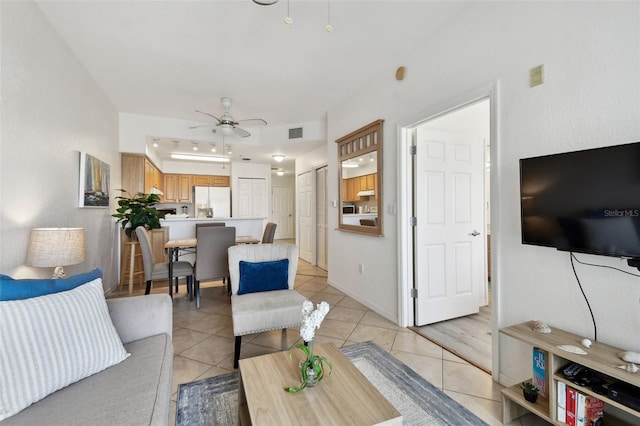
520;142;640;261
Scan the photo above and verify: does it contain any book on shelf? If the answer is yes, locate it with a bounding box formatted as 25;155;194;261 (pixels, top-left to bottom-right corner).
566;386;578;426
562;385;604;426
532;347;547;397
557;381;567;423
576;391;604;426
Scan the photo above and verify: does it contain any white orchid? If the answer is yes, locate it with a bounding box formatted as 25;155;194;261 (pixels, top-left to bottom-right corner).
285;300;333;393
299;301;329;343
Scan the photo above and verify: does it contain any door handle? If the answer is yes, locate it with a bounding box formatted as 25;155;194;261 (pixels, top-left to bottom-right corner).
470;230;480;237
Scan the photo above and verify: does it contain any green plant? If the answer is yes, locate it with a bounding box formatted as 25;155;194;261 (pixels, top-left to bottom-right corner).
521;382;539;394
112;189;165;239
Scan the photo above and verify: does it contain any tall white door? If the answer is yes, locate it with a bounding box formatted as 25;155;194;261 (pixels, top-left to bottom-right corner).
272;185;293;239
298;171;313;263
237;178;266;218
315;166;328;270
415;123;485;325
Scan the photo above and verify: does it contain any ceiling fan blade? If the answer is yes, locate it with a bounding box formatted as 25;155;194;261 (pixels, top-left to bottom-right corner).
233;127;251;138
236;118;267;127
195;110;222;123
188;125;211;129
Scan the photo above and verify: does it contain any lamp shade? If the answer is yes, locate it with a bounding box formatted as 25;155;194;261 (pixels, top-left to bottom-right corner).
26;228;86;268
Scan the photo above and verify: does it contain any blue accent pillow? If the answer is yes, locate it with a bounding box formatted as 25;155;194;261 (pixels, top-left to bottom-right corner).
0;268;102;301
238;259;289;295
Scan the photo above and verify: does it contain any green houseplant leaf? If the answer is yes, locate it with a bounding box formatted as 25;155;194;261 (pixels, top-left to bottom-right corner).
111;189;165;239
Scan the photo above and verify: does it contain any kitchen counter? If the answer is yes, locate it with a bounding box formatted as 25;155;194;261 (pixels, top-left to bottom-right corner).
160;217;266;239
342;213;378;226
159;217;267;264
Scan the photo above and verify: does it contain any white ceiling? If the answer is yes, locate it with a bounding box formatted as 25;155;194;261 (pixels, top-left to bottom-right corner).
36;0;469;173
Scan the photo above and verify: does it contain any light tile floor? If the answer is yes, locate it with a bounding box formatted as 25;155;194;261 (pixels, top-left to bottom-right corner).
111;260;547;425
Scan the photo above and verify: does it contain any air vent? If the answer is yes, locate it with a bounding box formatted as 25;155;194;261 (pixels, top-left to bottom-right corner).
288;127;303;139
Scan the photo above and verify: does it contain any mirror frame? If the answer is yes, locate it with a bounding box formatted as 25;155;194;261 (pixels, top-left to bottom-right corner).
336;119;383;236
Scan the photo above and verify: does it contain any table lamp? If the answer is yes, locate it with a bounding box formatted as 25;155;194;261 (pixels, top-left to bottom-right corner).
26;228;86;278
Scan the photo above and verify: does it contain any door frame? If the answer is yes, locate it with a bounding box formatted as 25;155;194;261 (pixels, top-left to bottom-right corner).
397;81;502;380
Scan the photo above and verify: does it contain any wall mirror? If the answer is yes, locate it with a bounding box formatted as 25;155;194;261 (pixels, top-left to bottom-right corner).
336;119;383;235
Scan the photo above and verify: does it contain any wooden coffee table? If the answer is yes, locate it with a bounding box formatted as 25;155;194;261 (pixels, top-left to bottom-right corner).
238;343;401;425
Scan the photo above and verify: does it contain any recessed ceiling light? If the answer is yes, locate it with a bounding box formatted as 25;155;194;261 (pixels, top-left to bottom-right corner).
342;162;359;168
152;138;159;148
192;141;199;151
210;143;216;153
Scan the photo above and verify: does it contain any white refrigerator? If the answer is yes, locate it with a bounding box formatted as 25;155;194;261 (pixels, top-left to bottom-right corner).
193;186;231;218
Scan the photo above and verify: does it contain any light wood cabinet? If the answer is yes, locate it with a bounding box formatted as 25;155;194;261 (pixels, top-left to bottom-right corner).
192;175;230;187
121;154;163;196
500;322;640;425
341;173;377;202
163;174;192;203
366;174;375;190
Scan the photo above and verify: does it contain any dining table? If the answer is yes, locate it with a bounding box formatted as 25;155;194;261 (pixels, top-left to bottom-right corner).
164;235;261;297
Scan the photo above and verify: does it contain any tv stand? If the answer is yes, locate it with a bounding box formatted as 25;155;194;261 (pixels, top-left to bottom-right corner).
500;322;640;425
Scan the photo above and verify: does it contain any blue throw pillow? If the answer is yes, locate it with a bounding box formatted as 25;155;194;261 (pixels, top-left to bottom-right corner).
0;268;102;301
238;259;289;295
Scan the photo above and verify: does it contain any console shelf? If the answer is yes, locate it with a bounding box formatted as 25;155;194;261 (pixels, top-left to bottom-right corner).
500;322;640;425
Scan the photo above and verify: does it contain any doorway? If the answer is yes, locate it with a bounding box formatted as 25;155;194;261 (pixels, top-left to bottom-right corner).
315;166;328;270
405;97;493;373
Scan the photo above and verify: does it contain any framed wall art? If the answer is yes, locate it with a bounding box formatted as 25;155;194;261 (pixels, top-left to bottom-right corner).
79;152;110;208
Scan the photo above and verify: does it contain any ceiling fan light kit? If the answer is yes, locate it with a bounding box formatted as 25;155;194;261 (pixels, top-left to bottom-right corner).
194;97;267;138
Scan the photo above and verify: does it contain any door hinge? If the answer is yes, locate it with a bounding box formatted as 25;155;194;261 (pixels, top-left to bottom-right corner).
410;217;417;226
410;288;418;298
409;145;417;155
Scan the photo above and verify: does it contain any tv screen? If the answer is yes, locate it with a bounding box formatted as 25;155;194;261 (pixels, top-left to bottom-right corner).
520;142;640;259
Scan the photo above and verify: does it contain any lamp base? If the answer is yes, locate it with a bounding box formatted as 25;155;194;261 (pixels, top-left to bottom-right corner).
52;266;66;279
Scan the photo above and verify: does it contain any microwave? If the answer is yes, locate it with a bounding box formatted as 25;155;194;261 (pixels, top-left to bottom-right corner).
342;205;355;214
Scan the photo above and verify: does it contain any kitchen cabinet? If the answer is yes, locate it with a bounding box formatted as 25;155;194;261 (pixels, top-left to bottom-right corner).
163;174;192;203
192;175;230;187
121;154;162;196
144;159;162;194
366;174;375;190
360;176;368;191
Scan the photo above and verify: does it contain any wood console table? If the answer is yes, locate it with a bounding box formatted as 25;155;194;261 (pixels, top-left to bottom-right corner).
500;322;640;425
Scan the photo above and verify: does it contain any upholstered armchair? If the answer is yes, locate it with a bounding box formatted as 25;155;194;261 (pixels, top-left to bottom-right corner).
228;243;307;368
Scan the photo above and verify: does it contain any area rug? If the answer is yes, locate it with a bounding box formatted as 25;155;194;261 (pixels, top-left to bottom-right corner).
176;341;488;425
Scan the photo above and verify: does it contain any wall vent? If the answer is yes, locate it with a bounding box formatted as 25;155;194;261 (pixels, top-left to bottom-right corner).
288;127;303;139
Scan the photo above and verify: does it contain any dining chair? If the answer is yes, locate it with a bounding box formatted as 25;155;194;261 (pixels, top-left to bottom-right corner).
135;227;193;296
261;222;277;243
193;225;236;309
228;243;307;368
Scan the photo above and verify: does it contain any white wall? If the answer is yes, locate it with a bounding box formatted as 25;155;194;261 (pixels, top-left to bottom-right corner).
326;1;640;383
0;2;120;289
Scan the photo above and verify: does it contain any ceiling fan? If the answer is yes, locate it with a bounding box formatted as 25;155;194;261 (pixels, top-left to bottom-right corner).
192;97;267;138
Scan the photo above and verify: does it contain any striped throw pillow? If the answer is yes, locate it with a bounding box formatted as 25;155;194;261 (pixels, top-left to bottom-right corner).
0;278;130;420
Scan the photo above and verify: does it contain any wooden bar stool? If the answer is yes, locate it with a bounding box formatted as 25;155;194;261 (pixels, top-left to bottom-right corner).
120;241;145;294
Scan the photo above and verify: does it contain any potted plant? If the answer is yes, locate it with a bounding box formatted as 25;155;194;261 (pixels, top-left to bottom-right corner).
521;381;540;403
112;189;166;239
